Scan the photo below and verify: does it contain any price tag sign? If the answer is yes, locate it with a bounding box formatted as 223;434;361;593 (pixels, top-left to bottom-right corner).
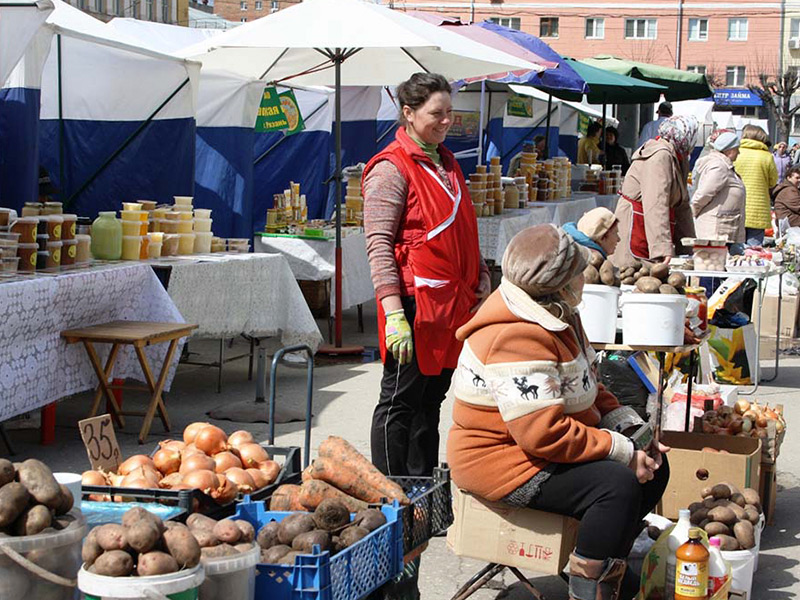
79;414;121;472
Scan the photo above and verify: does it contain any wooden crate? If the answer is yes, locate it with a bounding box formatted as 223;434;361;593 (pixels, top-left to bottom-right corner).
758;462;777;526
298;279;330;318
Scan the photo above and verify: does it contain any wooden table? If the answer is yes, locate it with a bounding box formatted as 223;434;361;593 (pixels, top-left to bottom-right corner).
61;321;197;444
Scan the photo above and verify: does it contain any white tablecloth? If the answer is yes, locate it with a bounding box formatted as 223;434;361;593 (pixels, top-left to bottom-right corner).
254;232;374;311
477;208;552;264
528;196;598;226
0;264;184;422
163;253;323;352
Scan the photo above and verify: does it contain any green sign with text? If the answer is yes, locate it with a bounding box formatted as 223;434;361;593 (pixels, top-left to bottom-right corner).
507;94;533;118
255;87;305;135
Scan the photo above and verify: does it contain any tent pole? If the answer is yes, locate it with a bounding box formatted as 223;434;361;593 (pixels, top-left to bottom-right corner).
544;93;552;160
334;50;343;348
57;34;65;202
601;100;607;167
64;77;190;208
477;79;485;166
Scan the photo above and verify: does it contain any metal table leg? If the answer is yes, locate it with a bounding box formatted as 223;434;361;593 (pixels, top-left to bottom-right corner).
762;271;783;383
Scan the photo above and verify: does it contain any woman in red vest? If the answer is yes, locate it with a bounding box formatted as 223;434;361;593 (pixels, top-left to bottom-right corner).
363;73;490;477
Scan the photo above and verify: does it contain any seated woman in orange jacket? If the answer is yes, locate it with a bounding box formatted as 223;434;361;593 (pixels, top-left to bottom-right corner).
447;224;669;600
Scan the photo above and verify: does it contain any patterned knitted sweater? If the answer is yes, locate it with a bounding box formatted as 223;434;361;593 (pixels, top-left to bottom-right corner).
446;280;643;502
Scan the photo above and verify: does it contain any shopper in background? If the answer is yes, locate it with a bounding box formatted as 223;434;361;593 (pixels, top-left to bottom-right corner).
563;207;621;258
363;72;491;478
604;126;631;175
773;141;792;183
637;101;672;148
610;116;698;269
773;165;800;229
690;130;746;251
791;142;800;164
448;225;669;600
578;122;603;165
734;125;778;246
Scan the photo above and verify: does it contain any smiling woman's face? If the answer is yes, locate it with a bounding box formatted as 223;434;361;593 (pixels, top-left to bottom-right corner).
403;91;453;145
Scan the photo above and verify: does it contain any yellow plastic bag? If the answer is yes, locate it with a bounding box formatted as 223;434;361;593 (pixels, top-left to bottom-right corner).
637;525;731;600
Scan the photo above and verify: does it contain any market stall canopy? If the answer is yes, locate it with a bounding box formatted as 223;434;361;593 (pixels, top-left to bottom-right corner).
582;55;713;101
477;20;589;101
564;58;667;105
180;0;547;85
507;84;619;127
408;12;558;82
0;0;53;87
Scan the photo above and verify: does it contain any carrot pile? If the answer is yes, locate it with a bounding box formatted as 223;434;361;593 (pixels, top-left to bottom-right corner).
269;436;409;512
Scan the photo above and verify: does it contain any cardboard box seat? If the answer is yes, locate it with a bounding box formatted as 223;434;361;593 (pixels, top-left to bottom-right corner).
447;488;579;575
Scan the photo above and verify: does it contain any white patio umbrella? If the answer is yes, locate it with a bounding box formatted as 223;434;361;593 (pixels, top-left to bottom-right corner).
184;0;546;349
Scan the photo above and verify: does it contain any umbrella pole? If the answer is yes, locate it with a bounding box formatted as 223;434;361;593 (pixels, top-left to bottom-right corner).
544;94;552;160
318;49;362;357
334;50;343;348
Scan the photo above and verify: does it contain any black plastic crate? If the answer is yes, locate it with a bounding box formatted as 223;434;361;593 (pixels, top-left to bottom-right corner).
389;465;453;558
82;445;301;519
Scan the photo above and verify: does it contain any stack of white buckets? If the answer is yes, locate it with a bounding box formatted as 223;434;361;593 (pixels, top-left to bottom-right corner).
581;284;688;346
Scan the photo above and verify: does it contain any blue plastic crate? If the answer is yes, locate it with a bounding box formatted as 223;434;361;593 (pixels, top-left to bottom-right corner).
234;498;403;600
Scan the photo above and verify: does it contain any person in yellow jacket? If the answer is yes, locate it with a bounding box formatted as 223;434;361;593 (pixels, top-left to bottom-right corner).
734;125;778;246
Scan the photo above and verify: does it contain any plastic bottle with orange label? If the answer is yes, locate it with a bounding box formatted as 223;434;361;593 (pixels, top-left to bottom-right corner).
675;527;709;600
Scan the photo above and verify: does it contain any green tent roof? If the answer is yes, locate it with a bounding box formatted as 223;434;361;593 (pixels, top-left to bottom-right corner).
563;58;667;104
582;55;713;101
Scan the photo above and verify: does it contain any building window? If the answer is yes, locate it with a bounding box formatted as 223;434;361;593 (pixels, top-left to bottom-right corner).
688;18;708;41
240;16;247;21
728;18;748;41
585;18;604;39
625;19;657;40
270;0;278;8
255;0;262;9
539;17;559;38
489;17;521;30
687;65;706;75
113;0;121;15
76;0;85;9
726;66;746;86
240;1;246;9
145;0;153;19
161;0;169;22
92;0;102;11
793;114;800;135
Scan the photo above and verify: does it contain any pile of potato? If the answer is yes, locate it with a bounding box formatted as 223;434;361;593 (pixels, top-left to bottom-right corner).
82;508;256;578
583;251;621;288
688;483;762;551
0;458;75;537
257;498;387;565
620;261;688;294
82;423;281;505
700;400;786;438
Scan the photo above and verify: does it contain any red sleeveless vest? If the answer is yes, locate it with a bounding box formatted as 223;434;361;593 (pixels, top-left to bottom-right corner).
363;128;481;375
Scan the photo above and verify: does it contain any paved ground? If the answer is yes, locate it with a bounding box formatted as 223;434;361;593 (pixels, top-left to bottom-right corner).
5;302;799;599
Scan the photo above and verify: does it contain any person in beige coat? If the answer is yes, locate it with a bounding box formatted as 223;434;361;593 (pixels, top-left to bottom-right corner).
691;130;746;248
610;116;698;269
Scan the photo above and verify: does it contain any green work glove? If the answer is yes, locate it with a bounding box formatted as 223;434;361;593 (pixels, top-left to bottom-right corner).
385;309;413;365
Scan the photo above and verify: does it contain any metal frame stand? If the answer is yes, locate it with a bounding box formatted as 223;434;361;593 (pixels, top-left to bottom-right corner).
267;344;314;468
180;336;256;393
451;563;545;600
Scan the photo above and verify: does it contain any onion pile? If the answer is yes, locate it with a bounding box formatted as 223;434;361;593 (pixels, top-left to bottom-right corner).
81;424;282;505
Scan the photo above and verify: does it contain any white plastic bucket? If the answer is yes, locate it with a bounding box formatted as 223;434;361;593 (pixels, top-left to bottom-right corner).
200;544;259;600
720;548;755;598
579;284;621;343
0;509;85;600
620;294;688;346
78;564;204;600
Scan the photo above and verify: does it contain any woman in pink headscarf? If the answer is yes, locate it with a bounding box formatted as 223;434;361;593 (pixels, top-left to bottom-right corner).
610;116;698;269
